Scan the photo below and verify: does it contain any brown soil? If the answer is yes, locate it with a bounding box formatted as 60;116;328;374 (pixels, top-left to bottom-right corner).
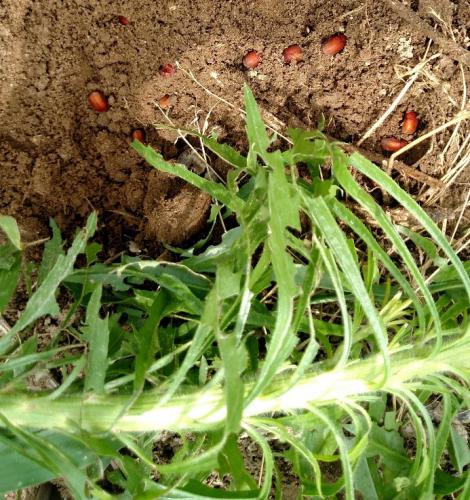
1;0;469;253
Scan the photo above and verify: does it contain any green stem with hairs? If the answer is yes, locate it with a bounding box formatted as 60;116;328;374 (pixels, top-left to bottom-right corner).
1;337;468;434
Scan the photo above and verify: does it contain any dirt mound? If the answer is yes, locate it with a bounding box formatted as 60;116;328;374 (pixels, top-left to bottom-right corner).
1;0;468;253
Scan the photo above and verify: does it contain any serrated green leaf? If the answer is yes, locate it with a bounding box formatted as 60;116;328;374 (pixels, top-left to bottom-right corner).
449;426;470;473
38;219;63;285
247;152;298;402
349;151;470;334
304;194;388;376
132;141;242;212
367;424;409;476
153;123;248;171
333;150;441;347
0;430;97;495
0;416;91;499
218;434;257;490
397;226;447;267
354;455;378;500
83;284;109;394
0;215;21;250
0;247;21;313
0;213;97;355
243;84;270;155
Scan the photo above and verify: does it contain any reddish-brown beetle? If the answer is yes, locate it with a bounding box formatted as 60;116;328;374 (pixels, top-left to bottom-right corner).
381;137;408;152
322;34;347;56
131;129;146;143
159;64;176;77
283;44;303;64
243;50;262;69
402;111;419;135
88;91;109;112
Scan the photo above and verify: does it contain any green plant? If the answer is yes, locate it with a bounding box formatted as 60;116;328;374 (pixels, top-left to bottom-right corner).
0;86;468;499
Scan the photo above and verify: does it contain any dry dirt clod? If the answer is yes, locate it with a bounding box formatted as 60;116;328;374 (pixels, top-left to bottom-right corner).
142;168;211;245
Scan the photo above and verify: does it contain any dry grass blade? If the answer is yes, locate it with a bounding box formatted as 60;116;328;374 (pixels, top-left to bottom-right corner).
386;111;470;175
176;61;443;189
0;316;10;338
175;62;292;144
450;187;470;243
381;0;470;67
341;143;443;188
356;54;439;147
154;98;226;184
426;142;470;206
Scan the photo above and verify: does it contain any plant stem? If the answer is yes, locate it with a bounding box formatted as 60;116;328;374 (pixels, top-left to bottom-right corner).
1;338;468;433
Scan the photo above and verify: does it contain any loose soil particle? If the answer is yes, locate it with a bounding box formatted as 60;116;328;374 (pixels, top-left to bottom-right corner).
0;0;468;252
